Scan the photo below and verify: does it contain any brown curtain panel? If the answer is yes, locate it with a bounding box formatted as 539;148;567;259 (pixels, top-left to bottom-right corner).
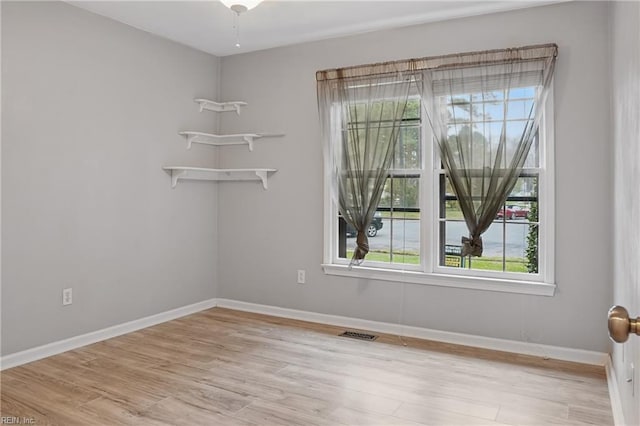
416;44;557;256
317;68;412;265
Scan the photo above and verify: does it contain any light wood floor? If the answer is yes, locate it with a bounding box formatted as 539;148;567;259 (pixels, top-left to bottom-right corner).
1;308;613;425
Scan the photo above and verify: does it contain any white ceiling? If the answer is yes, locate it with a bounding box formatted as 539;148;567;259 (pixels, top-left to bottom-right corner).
68;1;563;57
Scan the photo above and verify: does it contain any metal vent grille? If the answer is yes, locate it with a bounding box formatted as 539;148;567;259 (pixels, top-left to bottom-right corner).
339;331;378;341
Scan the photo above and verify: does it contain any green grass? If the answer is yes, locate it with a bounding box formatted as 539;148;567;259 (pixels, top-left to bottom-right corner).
346;250;528;273
444;208;464;220
378;207;463;220
347;250;420;264
465;257;528;273
378;211;420;220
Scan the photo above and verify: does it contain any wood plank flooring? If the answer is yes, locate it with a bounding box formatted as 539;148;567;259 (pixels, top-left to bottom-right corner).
0;308;613;425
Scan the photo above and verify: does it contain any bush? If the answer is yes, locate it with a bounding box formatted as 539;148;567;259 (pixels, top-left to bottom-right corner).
526;201;538;273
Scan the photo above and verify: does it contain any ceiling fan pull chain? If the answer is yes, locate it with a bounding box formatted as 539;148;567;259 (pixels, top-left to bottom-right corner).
234;12;241;48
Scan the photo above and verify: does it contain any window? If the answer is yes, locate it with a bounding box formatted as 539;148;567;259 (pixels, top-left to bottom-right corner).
433;86;549;281
323;86;555;295
336;98;422;268
319;44;557;296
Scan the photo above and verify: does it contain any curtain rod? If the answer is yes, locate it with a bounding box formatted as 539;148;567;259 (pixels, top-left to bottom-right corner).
316;43;558;82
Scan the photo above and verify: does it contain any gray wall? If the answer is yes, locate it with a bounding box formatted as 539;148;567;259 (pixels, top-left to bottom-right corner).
1;2;220;355
611;1;640;424
217;1;613;352
1;1;616;357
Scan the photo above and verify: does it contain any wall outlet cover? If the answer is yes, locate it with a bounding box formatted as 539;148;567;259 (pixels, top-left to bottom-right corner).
62;288;73;306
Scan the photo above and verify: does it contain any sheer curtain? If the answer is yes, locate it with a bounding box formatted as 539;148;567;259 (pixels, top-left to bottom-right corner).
317;66;413;265
416;44;557;256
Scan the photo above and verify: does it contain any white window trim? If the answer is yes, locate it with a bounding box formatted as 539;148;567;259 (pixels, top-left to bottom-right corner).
540;87;556;286
321;263;556;296
322;87;556;297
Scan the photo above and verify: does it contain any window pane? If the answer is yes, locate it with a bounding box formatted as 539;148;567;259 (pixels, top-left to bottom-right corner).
505;120;529;140
341;214;390;260
487;222;530;273
346;100;408;124
509;176;538;199
342;214;420;266
342;176;420;266
441;220;475;248
391;177;420;209
380;177;420;209
506;100;534;120
472;90;504;102
439;171;539;274
482;102;504;121
393;126;421;169
508;86;536;99
439;220;481;269
447;95;472;121
448;220;508;270
403;99;421;120
443;200;463;220
385;177;421;265
388;217;420;264
524;135;539;168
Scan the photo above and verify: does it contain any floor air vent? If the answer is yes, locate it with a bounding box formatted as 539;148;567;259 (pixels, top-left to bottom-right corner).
339;331;378;341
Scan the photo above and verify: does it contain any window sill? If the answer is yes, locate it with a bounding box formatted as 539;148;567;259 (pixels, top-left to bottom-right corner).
321;264;556;296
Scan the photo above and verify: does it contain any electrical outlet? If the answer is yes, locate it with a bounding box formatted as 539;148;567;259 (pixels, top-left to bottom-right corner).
297;270;306;284
62;288;73;306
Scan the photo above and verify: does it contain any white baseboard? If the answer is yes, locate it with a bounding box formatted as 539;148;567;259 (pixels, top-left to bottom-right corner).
0;298;217;371
1;297;608;371
605;355;627;426
216;298;608;366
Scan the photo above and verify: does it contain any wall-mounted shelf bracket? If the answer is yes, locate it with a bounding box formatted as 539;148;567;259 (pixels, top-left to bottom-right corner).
254;169;270;190
243;135;256;151
169;168;188;188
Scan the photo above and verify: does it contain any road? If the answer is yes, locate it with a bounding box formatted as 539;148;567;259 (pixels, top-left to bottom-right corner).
364;219;532;258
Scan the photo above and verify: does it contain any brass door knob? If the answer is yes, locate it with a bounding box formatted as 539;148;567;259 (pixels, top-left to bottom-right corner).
608;305;639;343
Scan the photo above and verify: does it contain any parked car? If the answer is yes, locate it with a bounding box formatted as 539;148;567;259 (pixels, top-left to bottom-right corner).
496;205;529;220
345;212;384;237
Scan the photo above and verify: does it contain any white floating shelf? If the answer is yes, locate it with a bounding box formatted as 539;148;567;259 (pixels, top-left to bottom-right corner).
163;167;277;190
194;99;247;114
178;131;284;151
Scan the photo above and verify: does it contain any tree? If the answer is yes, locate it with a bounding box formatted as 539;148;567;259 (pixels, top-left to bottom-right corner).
526;197;539;273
